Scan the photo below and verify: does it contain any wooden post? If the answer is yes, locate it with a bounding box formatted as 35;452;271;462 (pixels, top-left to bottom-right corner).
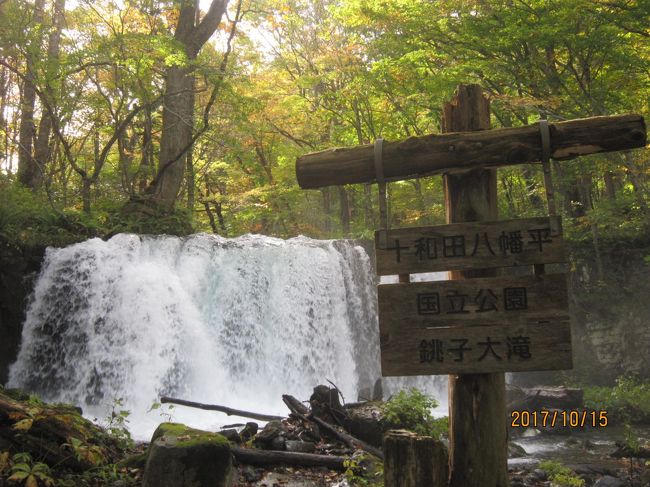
384;430;448;487
443;85;508;487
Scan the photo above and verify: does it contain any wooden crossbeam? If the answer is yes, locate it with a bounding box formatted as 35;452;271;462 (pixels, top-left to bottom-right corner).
296;114;646;189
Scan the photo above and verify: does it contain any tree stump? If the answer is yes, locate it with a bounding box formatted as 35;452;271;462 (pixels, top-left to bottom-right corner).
383;430;448;487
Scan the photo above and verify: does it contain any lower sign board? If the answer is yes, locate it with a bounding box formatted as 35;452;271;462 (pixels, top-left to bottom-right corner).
380;321;572;375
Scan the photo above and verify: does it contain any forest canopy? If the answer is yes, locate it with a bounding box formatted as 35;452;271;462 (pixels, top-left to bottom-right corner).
0;0;648;244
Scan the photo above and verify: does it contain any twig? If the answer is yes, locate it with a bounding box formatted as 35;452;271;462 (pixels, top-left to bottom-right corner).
160;396;284;422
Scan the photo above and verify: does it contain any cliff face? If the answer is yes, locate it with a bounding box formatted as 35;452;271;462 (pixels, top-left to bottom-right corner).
0;238;44;384
569;245;650;384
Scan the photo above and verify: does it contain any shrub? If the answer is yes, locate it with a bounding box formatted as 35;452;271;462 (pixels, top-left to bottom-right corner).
380;388;448;439
539;460;585;487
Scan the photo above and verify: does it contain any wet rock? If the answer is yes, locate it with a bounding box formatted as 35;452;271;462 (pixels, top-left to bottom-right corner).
270;436;286;451
357;387;372;402
240;465;262;482
593;475;624;487
372;378;383;401
219;429;241;443
253;420;285;448
142;422;232;487
532;468;548;480
508;442;528;458
240;422;258;442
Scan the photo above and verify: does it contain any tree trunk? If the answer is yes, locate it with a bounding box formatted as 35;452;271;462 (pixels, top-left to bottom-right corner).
149;0;228;210
81;178;91;214
339;186;350;234
442;84;508;487
383;430;448;487
17;0;45;188
603;171;617;200
151;66;195;208
33;0;66;190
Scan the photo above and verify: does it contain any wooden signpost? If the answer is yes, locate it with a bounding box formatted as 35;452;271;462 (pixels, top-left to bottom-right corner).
295;84;647;486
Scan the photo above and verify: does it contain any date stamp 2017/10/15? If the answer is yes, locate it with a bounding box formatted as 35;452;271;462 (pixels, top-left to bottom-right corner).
511;410;608;428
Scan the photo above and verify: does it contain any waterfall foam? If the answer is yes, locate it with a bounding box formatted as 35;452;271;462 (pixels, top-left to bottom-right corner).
8;234;381;439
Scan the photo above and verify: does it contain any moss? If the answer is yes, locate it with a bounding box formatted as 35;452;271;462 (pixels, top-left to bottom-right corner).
151;422;229;448
117;452;148;469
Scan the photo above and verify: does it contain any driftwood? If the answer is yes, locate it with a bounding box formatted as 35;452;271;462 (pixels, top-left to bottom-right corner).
296;114;646;189
231;446;346;470
282;394;384;460
160;396;284;422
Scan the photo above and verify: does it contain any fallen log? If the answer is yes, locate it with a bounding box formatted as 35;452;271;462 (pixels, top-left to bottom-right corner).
282;394;384;460
611;443;650;459
160;397;284;422
231;446;346;470
296;114;646;189
507;387;583;412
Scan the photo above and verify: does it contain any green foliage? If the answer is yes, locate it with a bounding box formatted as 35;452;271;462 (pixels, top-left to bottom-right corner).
7;452;54;487
583;376;650;423
380;388;448;439
343;454;383;486
100;398;134;451
539;460;585;487
55;463;141;487
0;182;101;248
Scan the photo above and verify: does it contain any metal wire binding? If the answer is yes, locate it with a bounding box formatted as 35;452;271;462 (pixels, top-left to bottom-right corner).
374;138;389;247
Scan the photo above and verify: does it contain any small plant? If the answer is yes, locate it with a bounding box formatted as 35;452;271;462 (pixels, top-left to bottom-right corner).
61;437;105;466
102;398;133;450
148;401;175;422
380;388;447;439
539;460;585;487
7;452;54;487
1;451;11;474
343;454;383;486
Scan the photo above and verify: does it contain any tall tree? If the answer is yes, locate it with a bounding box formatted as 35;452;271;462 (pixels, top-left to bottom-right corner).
148;0;228;210
16;0;45;188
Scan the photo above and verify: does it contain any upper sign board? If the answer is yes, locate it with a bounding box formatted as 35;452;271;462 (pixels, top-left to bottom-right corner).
375;216;564;275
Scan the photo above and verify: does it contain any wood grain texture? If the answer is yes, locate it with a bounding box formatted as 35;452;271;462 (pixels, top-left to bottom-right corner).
378;273;569;327
375;216;565;275
296;114;647;189
383;430;448;487
380;321;573;376
441;84;506;487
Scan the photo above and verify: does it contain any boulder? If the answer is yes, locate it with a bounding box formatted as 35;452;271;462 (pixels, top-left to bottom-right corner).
507;442;528;458
142;422;233;487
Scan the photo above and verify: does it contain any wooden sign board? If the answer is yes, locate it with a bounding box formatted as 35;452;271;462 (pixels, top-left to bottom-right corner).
375;216;564;275
378;273;569;328
380;321;572;375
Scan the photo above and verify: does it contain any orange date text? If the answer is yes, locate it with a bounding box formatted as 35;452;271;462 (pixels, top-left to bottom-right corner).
510;410;608;428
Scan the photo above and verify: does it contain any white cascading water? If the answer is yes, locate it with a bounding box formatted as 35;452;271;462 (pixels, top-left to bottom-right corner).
8;233;447;439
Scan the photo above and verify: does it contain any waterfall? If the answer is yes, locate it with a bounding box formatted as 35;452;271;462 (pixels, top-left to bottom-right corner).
8;234;381;439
